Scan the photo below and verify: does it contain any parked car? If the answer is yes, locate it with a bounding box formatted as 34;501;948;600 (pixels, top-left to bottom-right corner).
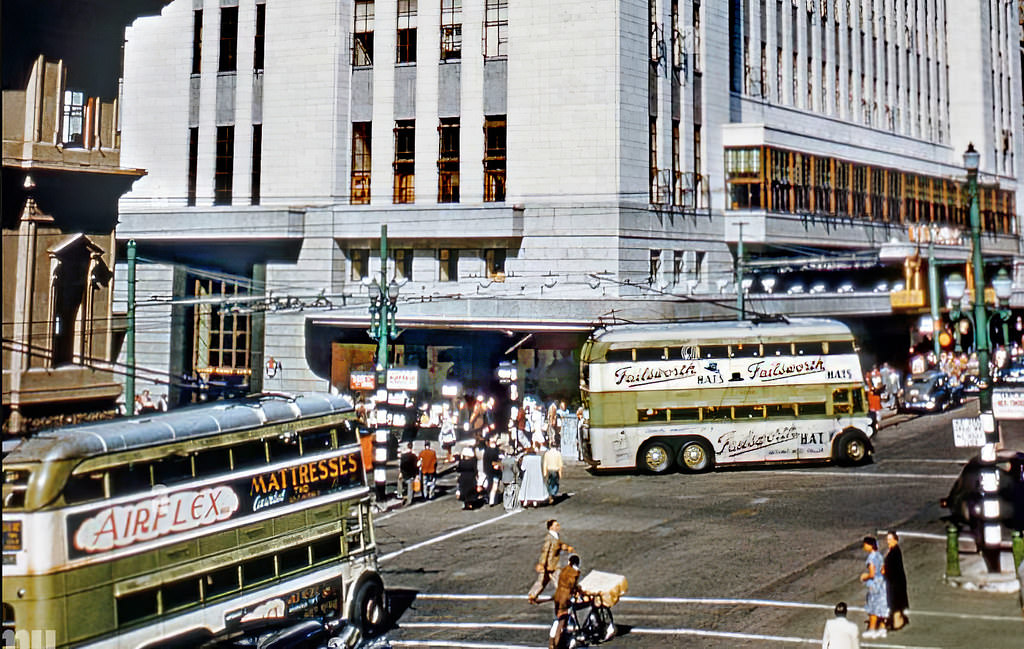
899;370;963;413
940;450;1024;549
996;359;1024;385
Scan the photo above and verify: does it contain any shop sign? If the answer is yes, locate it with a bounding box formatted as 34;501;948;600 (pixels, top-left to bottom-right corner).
993;389;1024;420
952;417;985;447
386;368;418;391
350;371;376;391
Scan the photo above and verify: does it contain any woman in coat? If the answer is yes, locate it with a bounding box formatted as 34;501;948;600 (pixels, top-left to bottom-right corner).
884;530;909;630
517;446;549;507
456;447;479;510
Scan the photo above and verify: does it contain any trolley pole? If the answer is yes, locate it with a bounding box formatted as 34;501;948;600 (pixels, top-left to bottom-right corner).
735;222;746;321
126;240;137;416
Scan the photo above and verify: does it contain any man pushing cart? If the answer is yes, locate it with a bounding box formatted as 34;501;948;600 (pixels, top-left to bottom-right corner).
549;555;627;649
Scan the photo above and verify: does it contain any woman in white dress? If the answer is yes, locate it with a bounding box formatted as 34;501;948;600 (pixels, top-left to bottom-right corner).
517;447;548;507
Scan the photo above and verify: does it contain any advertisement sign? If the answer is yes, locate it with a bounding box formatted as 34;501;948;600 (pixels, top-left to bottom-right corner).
66;450;364;559
350;371;376;391
952;418;985;447
386;368;419;391
993;388;1024;420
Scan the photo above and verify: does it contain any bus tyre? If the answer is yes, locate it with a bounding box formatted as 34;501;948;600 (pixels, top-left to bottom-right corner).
678;439;713;473
835;430;871;466
639;441;674;474
350;575;388;638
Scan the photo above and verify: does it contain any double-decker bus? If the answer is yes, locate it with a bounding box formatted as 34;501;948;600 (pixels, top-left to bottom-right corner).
579;318;875;474
2;393;387;648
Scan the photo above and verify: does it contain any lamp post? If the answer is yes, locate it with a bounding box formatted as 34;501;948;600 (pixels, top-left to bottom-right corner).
990;268;1014;348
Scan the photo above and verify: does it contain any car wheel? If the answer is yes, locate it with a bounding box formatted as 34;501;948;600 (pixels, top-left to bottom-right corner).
677;439;713;473
834;429;871;466
638;440;674;474
350;575;388;638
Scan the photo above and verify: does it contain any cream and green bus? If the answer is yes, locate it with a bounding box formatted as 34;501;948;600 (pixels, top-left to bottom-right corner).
2;393;387;648
579;318;875;474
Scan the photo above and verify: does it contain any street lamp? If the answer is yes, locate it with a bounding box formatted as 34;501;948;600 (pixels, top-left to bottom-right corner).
991;268;1013;348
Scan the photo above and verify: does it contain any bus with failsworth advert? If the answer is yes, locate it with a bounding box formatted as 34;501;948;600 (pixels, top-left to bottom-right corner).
579;318;875;474
2;393;387;648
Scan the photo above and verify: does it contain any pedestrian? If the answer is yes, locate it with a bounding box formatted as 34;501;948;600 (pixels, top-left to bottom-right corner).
483;437;503;506
456;446;479;510
418;440;438;500
546;402;562;448
542;444;564;504
528;519;574;604
515;404;528;449
439;406;457;462
884;530;909;631
859;536;889;639
398;442;419;506
549;554;582;649
518;446;549;508
821;601;860;649
530;405;547;446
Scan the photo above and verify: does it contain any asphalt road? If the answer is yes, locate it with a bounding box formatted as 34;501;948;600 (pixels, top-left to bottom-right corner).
372;403;1023;648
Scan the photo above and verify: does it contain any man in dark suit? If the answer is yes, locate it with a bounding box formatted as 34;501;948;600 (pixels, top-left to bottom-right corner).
549;554;582;649
528;519;574;603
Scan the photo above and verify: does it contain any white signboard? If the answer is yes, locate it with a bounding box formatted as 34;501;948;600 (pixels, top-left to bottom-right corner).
591;355;861;392
386;368;418;391
993;389;1024;420
952;417;985;447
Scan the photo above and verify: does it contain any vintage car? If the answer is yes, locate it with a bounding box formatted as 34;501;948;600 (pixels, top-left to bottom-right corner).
940;450;1024;549
899;370;963;413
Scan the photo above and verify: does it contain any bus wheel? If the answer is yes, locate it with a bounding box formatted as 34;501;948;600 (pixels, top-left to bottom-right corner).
678;439;713;473
835;430;871;466
638;441;674;474
350;575;388;638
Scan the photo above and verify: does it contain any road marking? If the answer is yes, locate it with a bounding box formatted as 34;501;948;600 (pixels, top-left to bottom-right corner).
393;621;945;648
412;593;1020;623
378;510;521;563
790;470;959;480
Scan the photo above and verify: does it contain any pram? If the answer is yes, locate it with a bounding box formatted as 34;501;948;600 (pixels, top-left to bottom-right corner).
558;570;627;648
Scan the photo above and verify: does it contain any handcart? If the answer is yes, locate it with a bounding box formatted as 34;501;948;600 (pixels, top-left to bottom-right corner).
562;570;627;648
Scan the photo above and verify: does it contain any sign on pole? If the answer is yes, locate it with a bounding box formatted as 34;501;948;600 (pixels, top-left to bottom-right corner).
952;417;985;447
992;388;1024;420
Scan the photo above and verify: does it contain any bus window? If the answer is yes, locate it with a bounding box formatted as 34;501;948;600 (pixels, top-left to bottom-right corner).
635;347;666;361
733;405;766;419
345;507;364;551
763;343;791;357
729;344;761;358
605;349;633;363
162;578;201;612
826;340;856;354
300;428;335;454
2;603;13;634
311;535;343;565
65;472;107;504
699;344;729;359
3;469;30;509
152;455;194;487
204;566;240;600
241;555;276;586
638;408;667;422
680;345;697;360
852;388;865;412
232;440;267;469
109;462;152;497
832;389;852;413
797;402;827;416
117;588;158;626
277;546;310;575
668;407;699;422
702;406;727;420
194;447;232;478
267;433;301;461
793;342;824;356
766;404;797;418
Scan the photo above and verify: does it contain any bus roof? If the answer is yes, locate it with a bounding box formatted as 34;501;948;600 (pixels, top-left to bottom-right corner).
590;317;854;345
4;393;353;464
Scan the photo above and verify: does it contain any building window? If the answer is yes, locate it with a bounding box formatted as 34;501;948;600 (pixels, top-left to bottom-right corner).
353;0;374;66
649;250;661;283
671;119;681;205
254;3;266;71
693;124;702;207
484;248;506;279
438;118;460;203
191;277;250;382
441;0;462;60
219;6;238;72
649;116;658;203
251;125;262;205
484;0;508;58
62;90;85;147
673;251;684;285
397;0;417;64
351;122;371;204
483;116;506;202
393;249;412;280
350;249;369;281
393;120;415;203
187;127;199;206
192;9;203;75
215;125;234;206
439;248;458;282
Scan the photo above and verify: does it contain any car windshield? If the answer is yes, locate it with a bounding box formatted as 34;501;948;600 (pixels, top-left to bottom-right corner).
909;375;939;389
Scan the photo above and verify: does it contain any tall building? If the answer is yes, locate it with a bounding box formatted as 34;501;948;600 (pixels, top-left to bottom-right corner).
117;0;1022;405
2;0;171;435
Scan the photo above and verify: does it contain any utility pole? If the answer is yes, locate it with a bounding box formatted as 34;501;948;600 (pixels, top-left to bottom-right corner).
126;240;137;416
927;236;941;358
735;222;746;321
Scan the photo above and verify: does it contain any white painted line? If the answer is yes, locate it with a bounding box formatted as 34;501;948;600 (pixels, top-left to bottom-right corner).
379;510;521;563
791;470;959;480
412;593;1021;623
391;641;536;649
880;531;947;541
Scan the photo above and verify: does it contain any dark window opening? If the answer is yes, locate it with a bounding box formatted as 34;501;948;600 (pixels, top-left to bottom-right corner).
438;118;460;203
393;249;413;281
278;547;309;575
267;433;301;462
152;455;193;487
204;566;239;599
635;348;667;362
350;248;370;281
311;536;342;564
192;10;203;75
64;472;106;504
605;350;633;363
353;1;374;66
254;3;266;71
162;579;200;612
219;6;239;72
439;248;458;282
793;342;824;356
393;120;415;203
187;127;199;206
397;0;417;64
214;125;234;205
117;589;159;626
231;441;266;470
351;122;372;204
241;555;276;586
251;125;262;205
483;116;506;201
698;344;729;359
484;248;505;279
